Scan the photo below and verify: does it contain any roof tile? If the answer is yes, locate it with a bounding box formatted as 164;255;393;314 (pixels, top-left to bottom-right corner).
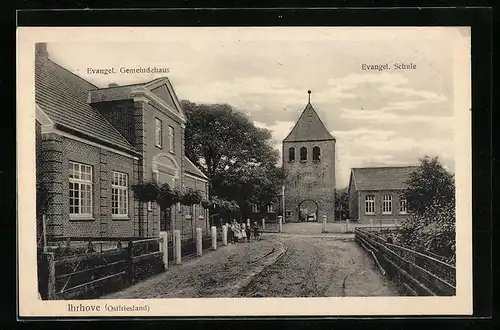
351;166;418;191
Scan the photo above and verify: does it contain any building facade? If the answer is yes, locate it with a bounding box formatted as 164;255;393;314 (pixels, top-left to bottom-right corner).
35;43;209;240
282;95;336;223
348;166;416;224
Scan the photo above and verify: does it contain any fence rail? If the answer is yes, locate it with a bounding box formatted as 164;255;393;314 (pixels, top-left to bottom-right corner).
354;228;456;296
39;237;163;300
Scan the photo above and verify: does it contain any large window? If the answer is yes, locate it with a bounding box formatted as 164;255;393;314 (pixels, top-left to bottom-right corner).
267;204;276;213
155;118;162;148
313;146;321;161
300;147;307;161
383;194;393;214
288;147;295;162
112;171;128;217
399;197;407;214
251;204;259;213
365;195;375;214
69;162;93;217
168;125;175;153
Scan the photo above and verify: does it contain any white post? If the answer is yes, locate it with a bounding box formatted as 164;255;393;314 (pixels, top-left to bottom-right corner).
346;219;350;233
196;228;202;257
278;215;283;233
370;219;373;227
211;226;217;250
222;224;228;246
160;231;168;270
247;218;250;228
262;218;265;231
322;215;327;233
174;230;181;265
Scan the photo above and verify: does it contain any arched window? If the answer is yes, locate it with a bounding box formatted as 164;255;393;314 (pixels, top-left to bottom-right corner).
288;147;295;162
300;147;307;161
313;146;321;161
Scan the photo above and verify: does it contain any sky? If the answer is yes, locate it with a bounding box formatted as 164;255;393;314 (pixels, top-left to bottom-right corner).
45;27;463;188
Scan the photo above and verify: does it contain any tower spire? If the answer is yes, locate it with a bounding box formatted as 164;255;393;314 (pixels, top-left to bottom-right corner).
308;90;311;104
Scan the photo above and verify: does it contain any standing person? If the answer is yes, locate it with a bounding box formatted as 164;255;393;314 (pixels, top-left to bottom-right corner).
252;221;261;240
241;223;247;242
245;222;251;242
228;221;234;244
231;220;239;244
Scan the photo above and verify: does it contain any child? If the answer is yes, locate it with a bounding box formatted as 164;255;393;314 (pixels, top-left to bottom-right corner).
228;222;234;244
252;222;261;240
245;222;251;242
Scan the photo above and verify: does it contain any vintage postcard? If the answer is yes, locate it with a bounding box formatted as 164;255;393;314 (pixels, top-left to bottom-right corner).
17;26;471;317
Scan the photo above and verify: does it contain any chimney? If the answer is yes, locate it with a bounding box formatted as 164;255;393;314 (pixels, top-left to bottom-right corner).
108;83;119;87
35;42;49;59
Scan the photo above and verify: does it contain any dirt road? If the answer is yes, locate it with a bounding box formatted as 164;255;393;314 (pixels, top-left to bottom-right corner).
102;233;399;299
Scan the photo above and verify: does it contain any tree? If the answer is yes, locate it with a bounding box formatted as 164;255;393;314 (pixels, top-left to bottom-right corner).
403;156;455;215
181;100;286;216
398;156;456;263
334;187;349;221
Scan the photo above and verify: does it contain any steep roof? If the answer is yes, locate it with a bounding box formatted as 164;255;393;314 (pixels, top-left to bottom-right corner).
350;166;418;191
184;156;209;180
283;102;335;143
35;57;135;152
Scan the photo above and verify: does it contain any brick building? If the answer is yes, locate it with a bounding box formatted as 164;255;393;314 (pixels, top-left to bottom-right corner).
282;93;336;223
35;43;209;240
347;166;417;224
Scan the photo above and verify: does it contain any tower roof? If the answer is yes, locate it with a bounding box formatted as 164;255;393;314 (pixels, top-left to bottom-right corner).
283;101;335;143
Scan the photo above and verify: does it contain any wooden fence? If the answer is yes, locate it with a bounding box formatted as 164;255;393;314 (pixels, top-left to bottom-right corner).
38;237;163;300
354;227;456;296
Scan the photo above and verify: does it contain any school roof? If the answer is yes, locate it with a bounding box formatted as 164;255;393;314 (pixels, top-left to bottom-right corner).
350;166;418;191
283;102;335;143
35;57;136;152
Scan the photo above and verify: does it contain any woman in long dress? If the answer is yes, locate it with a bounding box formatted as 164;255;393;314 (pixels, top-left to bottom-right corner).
241;223;247;242
235;223;243;242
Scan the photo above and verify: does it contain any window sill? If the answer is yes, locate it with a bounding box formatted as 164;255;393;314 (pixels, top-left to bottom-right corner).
382;212;393;215
112;216;130;221
365;213;375;215
300;160;307;163
169;150;175;155
155;144;163;150
69;215;95;221
399;212;407;215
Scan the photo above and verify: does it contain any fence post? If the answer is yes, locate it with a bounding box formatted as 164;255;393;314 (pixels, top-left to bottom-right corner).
278;216;283;233
44;252;55;300
174;230;181;265
346;219;350;233
262;218;266;231
160;231;168;270
211;226;217;250
247;218;250;229
127;241;134;284
222;224;228;246
370;219;373;227
322;215;327;233
196;228;203;257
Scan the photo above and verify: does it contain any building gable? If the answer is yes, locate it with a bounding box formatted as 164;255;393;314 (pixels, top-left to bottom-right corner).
151;84;178;111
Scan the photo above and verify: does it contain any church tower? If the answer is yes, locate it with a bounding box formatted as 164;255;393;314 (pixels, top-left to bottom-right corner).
282;91;336;223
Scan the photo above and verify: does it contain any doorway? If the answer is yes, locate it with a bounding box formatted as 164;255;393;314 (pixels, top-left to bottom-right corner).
298;200;319;222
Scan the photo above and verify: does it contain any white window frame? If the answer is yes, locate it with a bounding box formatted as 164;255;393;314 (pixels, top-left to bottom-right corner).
399;197;407;214
251;204;259;213
267;204;276;213
168;125;175;153
383;194;393;214
69;161;93;219
365;195;375;214
155;118;163;148
111;171;129;218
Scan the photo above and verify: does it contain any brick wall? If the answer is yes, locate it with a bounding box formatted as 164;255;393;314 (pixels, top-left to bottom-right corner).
283;140;336;222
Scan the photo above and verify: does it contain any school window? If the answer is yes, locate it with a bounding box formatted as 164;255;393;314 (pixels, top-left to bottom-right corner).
383;195;393;214
111;171;128;217
313;146;321;161
399;197;407;214
251;204;259;213
69;161;93;217
168;126;175;153
288;147;295;162
155;118;162;148
300;147;307;161
267;204;276;213
365;195;375;214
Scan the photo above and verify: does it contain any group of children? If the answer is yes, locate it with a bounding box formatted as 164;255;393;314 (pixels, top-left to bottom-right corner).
227;219;261;244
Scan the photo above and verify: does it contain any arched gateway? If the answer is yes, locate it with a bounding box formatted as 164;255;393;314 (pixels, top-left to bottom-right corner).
282;91;336;223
